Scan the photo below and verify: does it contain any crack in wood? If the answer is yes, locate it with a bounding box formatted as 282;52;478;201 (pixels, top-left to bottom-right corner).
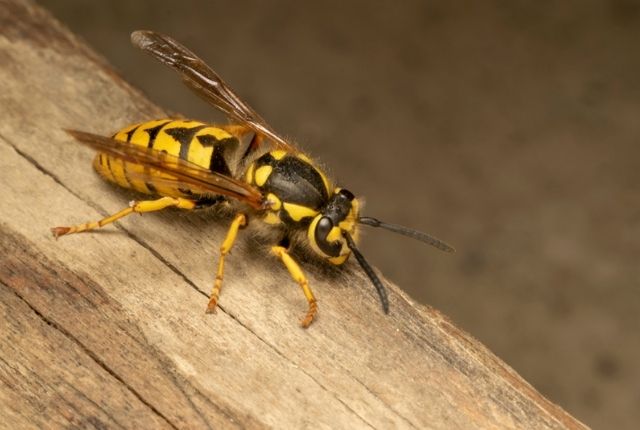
350;373;419;430
8;286;180;430
221;307;379;429
0;224;258;428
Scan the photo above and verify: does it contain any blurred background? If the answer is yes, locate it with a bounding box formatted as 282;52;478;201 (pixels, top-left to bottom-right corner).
38;1;639;428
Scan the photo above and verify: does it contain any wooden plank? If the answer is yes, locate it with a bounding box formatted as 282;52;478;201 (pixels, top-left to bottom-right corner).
0;278;174;430
0;0;588;428
0;226;260;429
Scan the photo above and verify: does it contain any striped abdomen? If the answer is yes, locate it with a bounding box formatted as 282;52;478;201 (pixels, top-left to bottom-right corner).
94;119;239;199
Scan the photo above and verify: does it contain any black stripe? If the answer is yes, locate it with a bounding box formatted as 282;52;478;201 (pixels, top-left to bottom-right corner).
196;134;221;148
197;134;235;176
145;181;157;194
210;145;232;176
164;125;207;160
143;120;172;148
195;195;225;208
98;154;108;176
177;187;194;195
105;155;113;176
125;124;141;142
121;162;132;187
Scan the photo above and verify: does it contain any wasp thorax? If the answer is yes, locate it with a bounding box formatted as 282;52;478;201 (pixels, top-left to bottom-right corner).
245;150;359;264
246;150;332;225
308;188;360;265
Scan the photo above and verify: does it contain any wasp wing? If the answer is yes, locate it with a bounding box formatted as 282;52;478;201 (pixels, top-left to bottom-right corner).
66;129;265;209
131;30;296;153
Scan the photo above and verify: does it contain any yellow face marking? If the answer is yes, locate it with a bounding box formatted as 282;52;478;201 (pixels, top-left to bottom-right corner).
307;215;323;255
329;254;349;265
351;198;360;216
271;150;287;160
338;219;355;233
267;193;282;210
326;226;342;243
263;211;281;225
245;163;255;184
254;165;273;187
282;203;318;222
338;198;359;235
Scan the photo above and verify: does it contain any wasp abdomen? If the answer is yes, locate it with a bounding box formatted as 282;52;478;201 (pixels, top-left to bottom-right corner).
93;119;239;200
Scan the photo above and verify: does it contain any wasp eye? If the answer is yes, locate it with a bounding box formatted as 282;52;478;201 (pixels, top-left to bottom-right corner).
316;216;333;238
314;216;342;257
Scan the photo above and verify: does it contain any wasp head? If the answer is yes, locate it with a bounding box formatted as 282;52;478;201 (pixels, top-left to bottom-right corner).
308;188;359;265
307;184;455;315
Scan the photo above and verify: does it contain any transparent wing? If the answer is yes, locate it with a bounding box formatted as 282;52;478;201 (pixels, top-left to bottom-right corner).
131;30;296;152
66;129;265;209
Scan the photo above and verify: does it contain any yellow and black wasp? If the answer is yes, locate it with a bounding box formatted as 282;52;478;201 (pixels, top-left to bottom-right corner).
52;30;454;327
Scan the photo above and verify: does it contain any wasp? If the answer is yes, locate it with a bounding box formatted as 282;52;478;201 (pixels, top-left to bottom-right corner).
52;31;454;327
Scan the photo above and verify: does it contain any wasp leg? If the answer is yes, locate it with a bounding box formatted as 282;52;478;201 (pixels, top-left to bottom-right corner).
271;246;318;328
51;197;197;238
206;213;247;313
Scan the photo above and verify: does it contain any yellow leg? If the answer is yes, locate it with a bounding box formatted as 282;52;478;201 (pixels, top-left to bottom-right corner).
51;197;196;238
206;213;247;313
271;246;318;328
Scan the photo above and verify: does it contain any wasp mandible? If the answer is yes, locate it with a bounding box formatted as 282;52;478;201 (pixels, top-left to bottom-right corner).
52;31;454;327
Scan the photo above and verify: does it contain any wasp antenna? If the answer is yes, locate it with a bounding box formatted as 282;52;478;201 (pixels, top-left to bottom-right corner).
344;232;389;314
358;216;455;253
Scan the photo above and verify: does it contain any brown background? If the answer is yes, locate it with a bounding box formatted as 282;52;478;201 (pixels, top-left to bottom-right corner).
37;1;640;428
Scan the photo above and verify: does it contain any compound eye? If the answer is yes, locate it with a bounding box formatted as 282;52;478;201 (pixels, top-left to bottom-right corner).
316;216;332;239
314;216;342;257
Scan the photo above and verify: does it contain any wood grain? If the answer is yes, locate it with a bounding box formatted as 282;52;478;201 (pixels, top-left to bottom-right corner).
0;0;588;428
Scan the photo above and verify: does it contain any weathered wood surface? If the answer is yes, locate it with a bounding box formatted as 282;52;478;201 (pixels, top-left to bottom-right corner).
0;1;588;428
